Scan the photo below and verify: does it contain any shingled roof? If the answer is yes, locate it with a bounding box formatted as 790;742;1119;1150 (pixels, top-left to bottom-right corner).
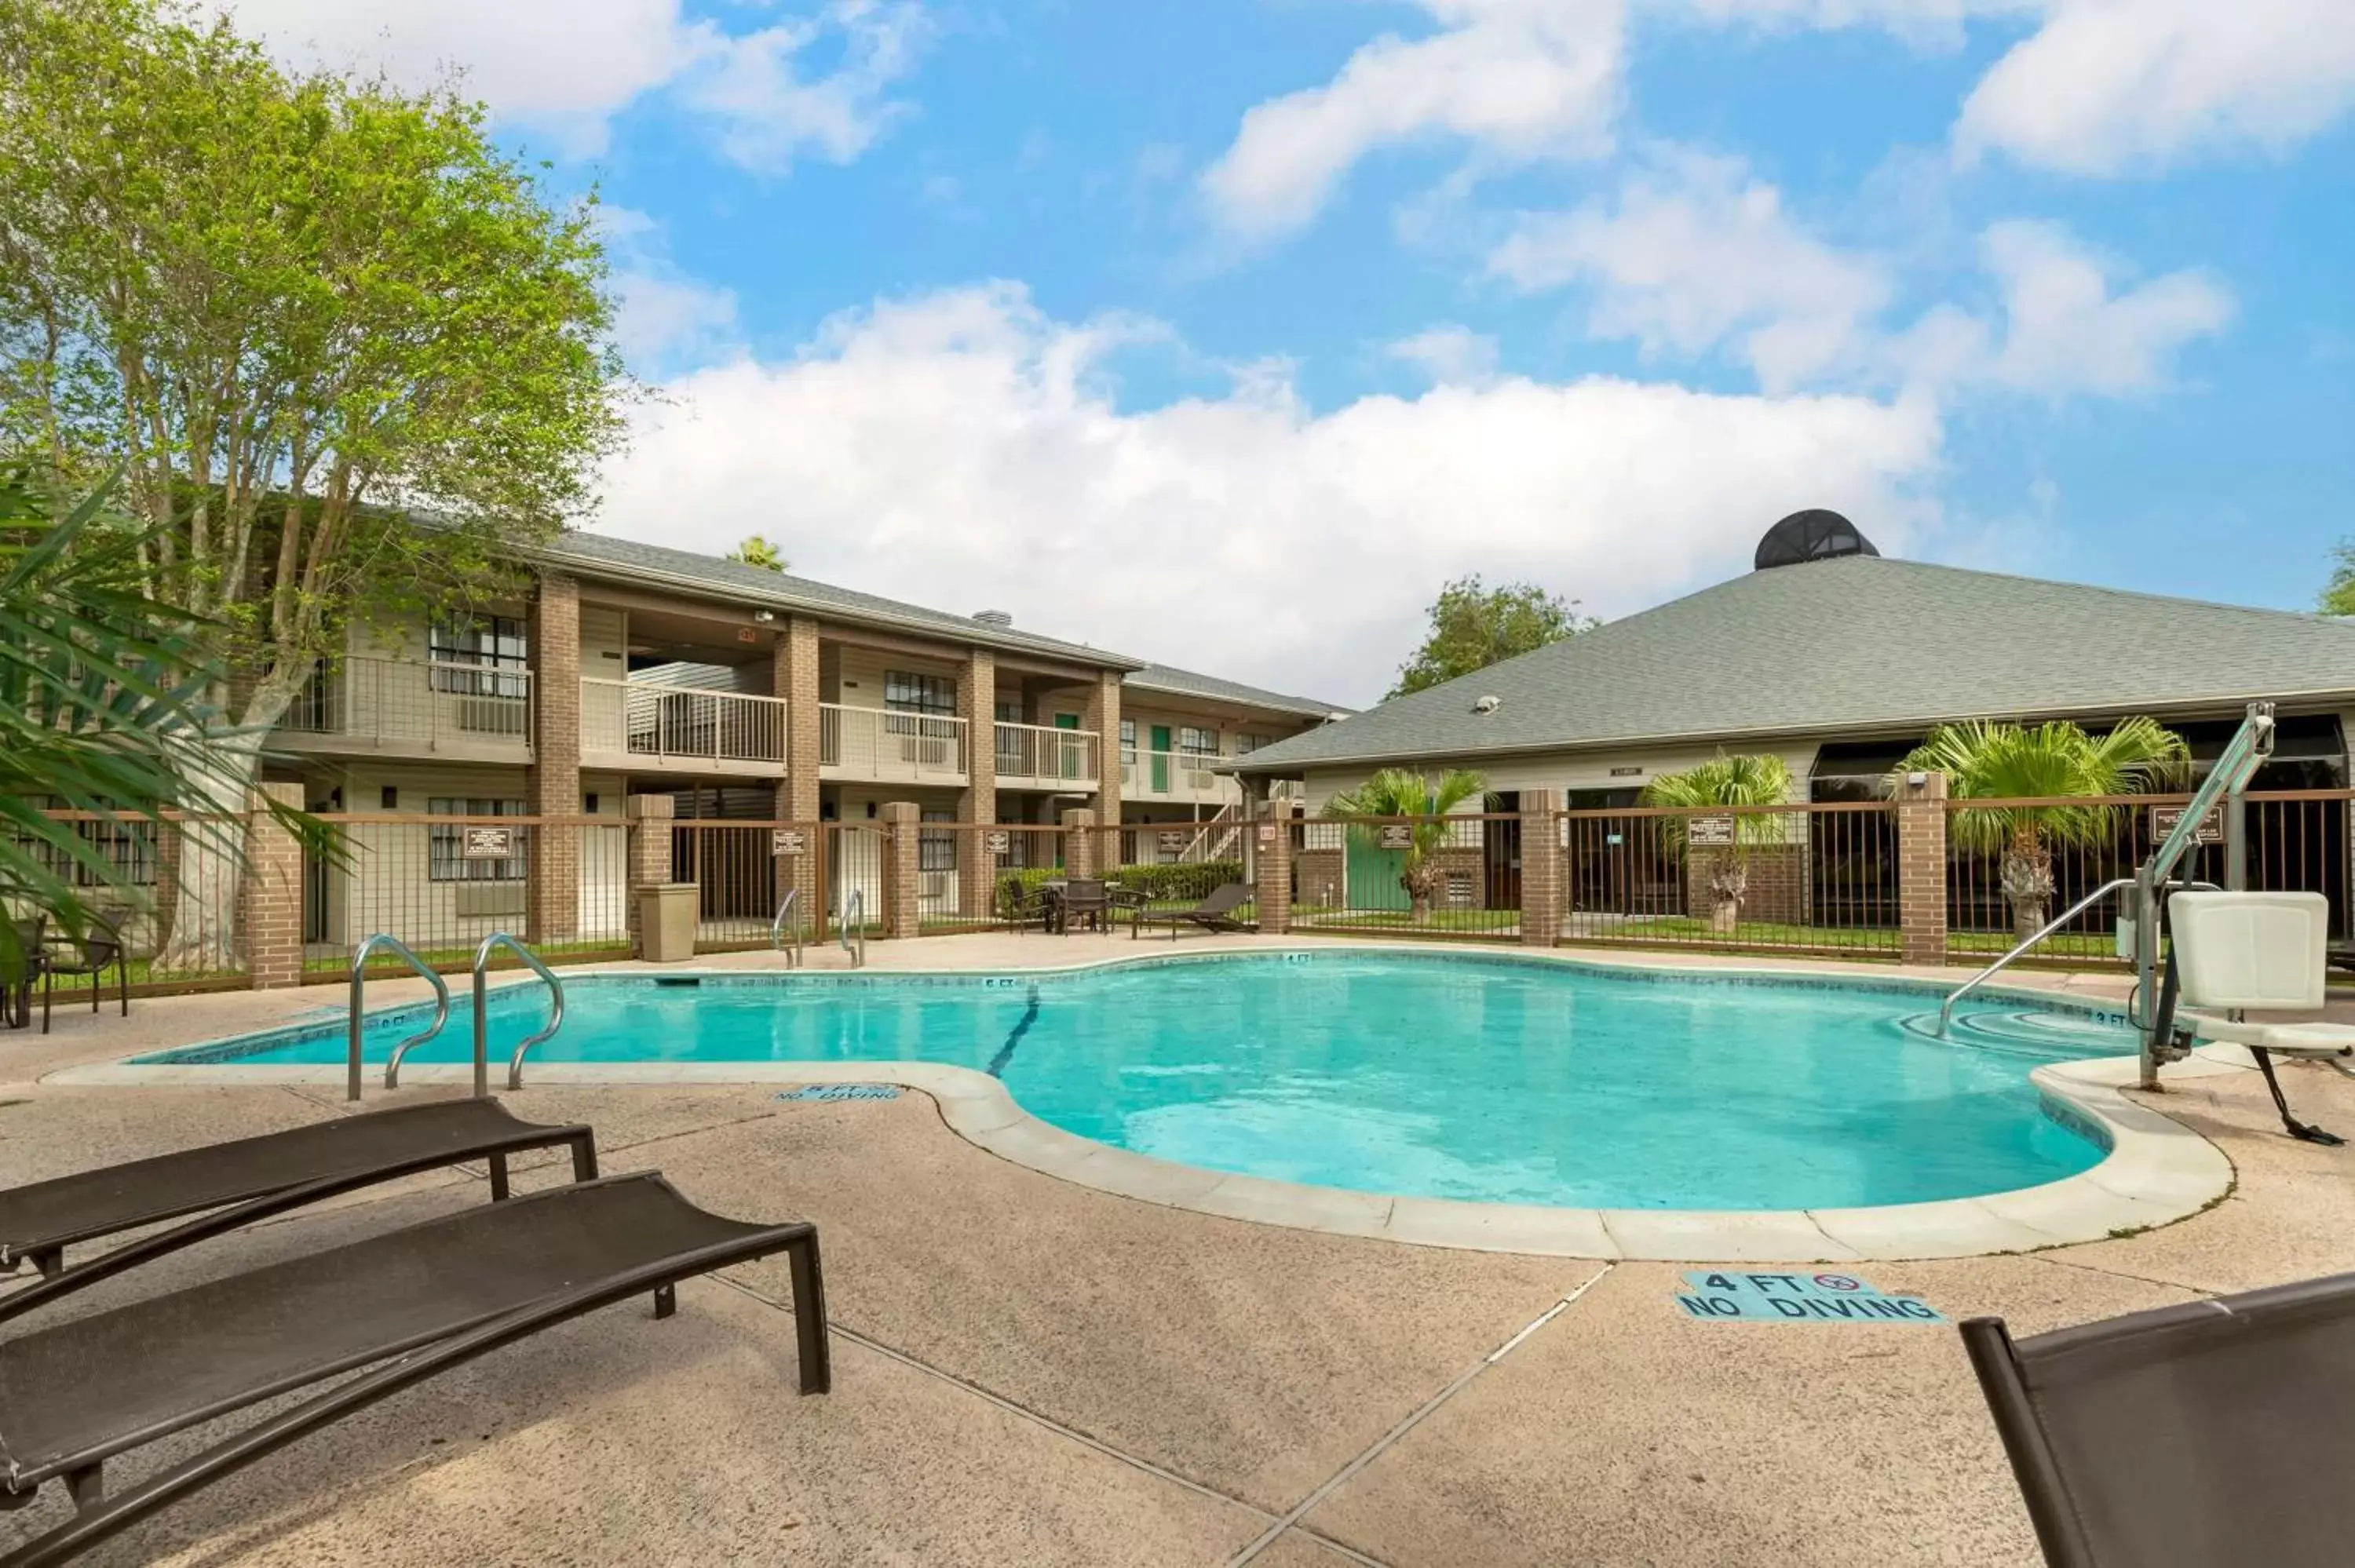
1232;555;2355;775
1123;663;1349;721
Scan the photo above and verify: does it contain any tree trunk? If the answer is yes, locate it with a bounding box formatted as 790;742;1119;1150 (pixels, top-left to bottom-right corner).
156;681;300;975
1705;854;1747;935
1999;829;2057;949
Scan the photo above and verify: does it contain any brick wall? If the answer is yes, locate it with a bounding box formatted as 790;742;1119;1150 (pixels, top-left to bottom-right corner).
1082;671;1121;823
1254;802;1293;934
1897;772;1949;964
878;800;922;939
242;782;306;989
773;614;823;917
958;648;997;917
1682;843;1812;926
1060;808;1097;878
527;572;582;942
625;793;675;949
1519;789;1563;946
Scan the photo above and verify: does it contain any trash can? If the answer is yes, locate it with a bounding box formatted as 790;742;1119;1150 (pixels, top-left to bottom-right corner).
637;883;699;963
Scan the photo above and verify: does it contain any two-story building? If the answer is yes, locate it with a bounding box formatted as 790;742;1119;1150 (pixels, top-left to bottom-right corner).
268;531;1342;956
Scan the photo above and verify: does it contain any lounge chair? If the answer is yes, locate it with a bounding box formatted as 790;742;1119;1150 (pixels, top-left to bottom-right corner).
0;1172;827;1566
0;1097;597;1301
1962;1269;2355;1568
1130;881;1254;939
2149;890;2355;1145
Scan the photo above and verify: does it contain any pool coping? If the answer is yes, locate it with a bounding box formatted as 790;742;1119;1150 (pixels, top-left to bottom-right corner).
48;942;2243;1262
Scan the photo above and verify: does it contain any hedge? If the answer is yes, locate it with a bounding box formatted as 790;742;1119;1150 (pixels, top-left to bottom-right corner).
993;859;1247;921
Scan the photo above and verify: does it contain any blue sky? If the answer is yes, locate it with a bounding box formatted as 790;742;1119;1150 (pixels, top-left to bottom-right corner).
233;0;2353;705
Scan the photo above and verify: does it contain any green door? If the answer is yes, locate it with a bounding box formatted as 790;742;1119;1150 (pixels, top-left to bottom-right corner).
1149;725;1171;793
1053;712;1081;782
1344;832;1411;912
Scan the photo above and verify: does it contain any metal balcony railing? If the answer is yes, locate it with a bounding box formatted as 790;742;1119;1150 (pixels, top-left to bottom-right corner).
818;703;966;782
280;656;532;756
580;679;786;768
994;721;1097;785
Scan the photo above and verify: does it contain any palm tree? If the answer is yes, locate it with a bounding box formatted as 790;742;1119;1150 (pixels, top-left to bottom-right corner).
1641;754;1795;934
1321;767;1488;919
1898;718;2191;942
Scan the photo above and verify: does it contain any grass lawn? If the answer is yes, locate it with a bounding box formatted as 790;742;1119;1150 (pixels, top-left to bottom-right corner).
1294;906;1518;934
1598;916;2120;963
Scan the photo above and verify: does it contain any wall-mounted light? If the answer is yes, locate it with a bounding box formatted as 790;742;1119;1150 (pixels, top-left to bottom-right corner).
752;609;776;622
1905;771;1928;788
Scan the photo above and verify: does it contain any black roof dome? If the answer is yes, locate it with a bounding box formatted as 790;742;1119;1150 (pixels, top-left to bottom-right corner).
1754;509;1880;571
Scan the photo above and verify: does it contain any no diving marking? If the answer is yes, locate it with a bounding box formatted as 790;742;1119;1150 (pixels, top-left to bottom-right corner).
1674;1270;1946;1325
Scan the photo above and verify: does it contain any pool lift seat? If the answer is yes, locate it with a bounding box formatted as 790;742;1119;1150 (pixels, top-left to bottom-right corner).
2147;890;2355;1147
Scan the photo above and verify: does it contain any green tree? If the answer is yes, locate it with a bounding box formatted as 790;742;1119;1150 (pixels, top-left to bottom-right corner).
1321;767;1488;920
1388;576;1593;699
1640;754;1795;935
0;0;626;963
0;468;330;982
728;534;788;572
2320;542;2355;615
1898;718;2191;942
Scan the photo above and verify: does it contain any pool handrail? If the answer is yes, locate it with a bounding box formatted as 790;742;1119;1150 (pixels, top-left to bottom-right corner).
350;935;451;1103
772;889;805;968
1937;876;2218;1038
841;889;866;968
424;932;568;1096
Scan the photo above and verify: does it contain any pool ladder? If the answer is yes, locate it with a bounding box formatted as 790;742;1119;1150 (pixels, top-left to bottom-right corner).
841;890;867;968
772;889;806;968
348;932;566;1099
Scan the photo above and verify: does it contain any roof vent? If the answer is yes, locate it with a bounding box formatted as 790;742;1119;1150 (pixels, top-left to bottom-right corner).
1754;509;1879;571
972;609;1013;628
1472;694;1502;715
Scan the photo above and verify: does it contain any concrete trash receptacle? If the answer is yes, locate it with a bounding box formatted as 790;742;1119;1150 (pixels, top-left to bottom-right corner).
637;883;699;962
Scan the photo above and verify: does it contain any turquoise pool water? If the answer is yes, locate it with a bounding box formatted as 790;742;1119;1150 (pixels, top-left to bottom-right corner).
148;952;2134;1210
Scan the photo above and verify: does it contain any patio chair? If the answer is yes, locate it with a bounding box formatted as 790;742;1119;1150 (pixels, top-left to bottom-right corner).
1961;1268;2355;1568
1057;877;1113;935
2;917;46;1031
37;909;130;1034
1131;881;1254;940
2147;890;2355;1145
0;1172;828;1566
0;1097;597;1306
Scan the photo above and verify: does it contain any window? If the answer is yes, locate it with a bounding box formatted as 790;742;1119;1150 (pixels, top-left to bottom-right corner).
995;698;1024;724
429;616;528;698
1119;719;1137;766
27;811;155;889
885;671;955;716
919;808;955;873
428;798;528;881
1237;733;1272;754
1178;727;1219;757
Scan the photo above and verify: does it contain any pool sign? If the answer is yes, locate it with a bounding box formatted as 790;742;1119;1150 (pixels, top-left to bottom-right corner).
984;830;1012;855
1686;815;1736;847
2150;804;2224;846
776;1084;900;1102
461;825;517;860
1158;830;1188;851
771;828;806;855
1674;1271;1945;1325
1376;824;1415;850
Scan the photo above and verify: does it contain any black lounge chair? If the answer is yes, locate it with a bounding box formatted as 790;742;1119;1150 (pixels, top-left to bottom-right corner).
0;1172;827;1566
1130;881;1254;939
1962;1269;2355;1567
0;1097;597;1300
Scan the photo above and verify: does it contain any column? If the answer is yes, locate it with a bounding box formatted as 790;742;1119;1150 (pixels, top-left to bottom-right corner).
1255;800;1294;935
242;781;306;989
879;800;922;939
1518;788;1564;947
1897;771;1949;966
957;648;997;921
527;571;582;943
625;793;675;950
1081;670;1121;826
772;615;823;917
1060;807;1097;878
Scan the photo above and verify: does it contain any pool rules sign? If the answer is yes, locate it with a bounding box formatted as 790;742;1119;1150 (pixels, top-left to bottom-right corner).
1674;1271;1945;1325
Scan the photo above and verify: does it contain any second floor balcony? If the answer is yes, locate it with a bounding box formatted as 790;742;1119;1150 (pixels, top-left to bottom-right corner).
820;703;967;785
1122;748;1238;807
581;679;787;776
279;655;533;762
995;720;1098;790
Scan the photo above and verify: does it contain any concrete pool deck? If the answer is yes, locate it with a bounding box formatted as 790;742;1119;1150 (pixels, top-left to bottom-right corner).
5;934;2355;1565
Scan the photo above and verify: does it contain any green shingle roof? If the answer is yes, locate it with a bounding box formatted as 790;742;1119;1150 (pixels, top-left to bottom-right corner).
1233;555;2355;775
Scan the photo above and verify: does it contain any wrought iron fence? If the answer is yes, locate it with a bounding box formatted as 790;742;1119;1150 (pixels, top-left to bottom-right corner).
913;822;1071;934
1293;814;1522;940
13;811;248;995
1557;801;1901;958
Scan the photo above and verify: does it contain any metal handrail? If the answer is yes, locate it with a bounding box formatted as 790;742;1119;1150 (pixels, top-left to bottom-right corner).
1937;876;2222;1037
772;889;804;968
350;935;451;1102
461;932;566;1096
841;889;866;968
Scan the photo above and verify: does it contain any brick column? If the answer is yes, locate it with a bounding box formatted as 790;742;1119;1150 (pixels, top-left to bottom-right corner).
878;800;922;939
1897;772;1949;965
772;615;823;915
625;793;675;950
958;649;997;921
1518;788;1563;947
528;572;582;943
1059;808;1097;878
243;781;306;989
1081;671;1121;825
1255;800;1294;935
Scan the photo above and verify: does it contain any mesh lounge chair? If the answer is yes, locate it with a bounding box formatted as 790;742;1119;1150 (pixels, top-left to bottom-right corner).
0;1098;597;1300
2148;890;2355;1145
1131;881;1254;940
1962;1269;2355;1568
0;1172;827;1566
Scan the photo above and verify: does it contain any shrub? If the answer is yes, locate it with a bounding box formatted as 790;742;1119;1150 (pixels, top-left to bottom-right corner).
991;858;1247;921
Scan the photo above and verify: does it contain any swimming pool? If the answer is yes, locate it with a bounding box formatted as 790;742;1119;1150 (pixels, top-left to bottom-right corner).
142;951;2138;1212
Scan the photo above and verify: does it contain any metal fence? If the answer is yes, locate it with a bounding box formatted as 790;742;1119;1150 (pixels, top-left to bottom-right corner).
13;811;248;995
1557;801;1902;959
1293;814;1522;940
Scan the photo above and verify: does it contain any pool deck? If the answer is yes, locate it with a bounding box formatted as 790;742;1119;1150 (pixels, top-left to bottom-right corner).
6;933;2355;1566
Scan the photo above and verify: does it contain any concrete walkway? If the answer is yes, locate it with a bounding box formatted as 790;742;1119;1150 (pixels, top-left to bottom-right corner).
5;935;2354;1566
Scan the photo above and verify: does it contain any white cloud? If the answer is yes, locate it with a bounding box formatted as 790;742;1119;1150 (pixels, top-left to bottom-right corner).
594;283;1944;705
224;0;929;166
1388;325;1502;387
1973;221;2234;395
1200;0;1625;242
594;208;743;374
1652;0;2028;48
1489;152;1891;392
1957;0;2355;174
